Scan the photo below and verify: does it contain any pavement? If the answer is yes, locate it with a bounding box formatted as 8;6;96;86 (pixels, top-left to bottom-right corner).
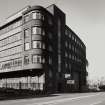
0;92;105;105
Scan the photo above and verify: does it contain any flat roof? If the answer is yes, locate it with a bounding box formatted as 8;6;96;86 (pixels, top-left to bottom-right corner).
0;6;30;28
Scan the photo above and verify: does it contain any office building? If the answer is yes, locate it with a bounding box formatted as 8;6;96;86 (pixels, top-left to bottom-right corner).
0;4;87;93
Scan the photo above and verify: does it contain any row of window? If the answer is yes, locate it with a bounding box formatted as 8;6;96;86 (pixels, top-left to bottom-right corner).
65;42;83;55
24;41;45;50
24;55;52;65
65;63;71;69
0;55;51;70
24;12;44;23
24;41;53;51
1;83;44;90
0;75;44;90
0;20;22;35
65;29;84;48
65;52;82;63
24;27;45;38
0;32;21;47
0;45;22;58
0;58;22;70
0;55;46;70
24;55;45;65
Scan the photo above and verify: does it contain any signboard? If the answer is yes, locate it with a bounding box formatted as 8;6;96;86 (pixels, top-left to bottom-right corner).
65;74;71;79
67;80;75;84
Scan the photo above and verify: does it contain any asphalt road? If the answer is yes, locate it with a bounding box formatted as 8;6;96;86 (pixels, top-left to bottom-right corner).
0;92;105;105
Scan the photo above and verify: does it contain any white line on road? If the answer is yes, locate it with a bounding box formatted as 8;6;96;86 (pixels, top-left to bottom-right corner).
27;93;103;105
90;101;103;105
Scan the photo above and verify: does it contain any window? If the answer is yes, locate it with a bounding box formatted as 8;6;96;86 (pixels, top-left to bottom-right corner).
24;56;29;64
72;46;74;51
17;59;22;66
65;62;68;68
69;54;71;59
32;12;44;20
49;46;52;51
49;33;52;39
49;57;52;64
25;43;30;50
72;55;74;60
65;52;68;57
32;55;42;63
32;41;41;49
69;44;71;49
32;27;41;35
65;41;68;47
37;56;42;63
24;29;29;38
24;15;29;22
48;17;53;25
65;30;68;35
42;29;45;36
32;55;37;63
72;36;74;40
49;70;52;78
42;43;45;49
69;64;71;69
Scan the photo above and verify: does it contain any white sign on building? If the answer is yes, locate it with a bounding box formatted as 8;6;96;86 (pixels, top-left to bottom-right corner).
67;80;75;84
65;74;71;78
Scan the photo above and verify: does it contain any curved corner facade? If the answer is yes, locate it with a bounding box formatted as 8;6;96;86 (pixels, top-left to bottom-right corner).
0;4;87;93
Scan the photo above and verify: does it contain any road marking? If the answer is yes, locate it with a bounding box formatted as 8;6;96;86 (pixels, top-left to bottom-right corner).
90;101;103;105
27;93;103;105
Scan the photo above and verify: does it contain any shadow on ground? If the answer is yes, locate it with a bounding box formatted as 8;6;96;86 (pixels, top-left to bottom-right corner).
0;89;59;101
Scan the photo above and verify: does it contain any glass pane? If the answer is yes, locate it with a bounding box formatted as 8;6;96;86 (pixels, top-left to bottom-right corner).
24;29;29;38
32;41;41;49
32;55;37;63
32;55;42;63
25;43;30;50
24;15;29;22
32;27;41;35
24;56;29;64
32;12;43;20
37;56;41;63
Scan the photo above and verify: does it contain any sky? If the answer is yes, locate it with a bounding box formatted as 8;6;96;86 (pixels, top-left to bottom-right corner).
0;0;105;81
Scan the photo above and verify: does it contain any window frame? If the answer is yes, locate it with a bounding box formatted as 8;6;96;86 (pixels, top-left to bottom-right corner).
32;40;42;49
32;55;42;64
24;15;29;22
24;56;29;64
32;12;44;20
24;29;29;38
32;26;42;35
24;42;30;50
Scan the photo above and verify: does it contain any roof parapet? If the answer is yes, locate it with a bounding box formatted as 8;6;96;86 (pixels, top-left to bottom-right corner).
0;6;31;27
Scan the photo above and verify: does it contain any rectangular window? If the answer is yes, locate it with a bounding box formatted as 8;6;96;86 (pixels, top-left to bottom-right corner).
32;41;42;49
32;55;37;63
32;12;43;20
25;43;30;50
24;15;29;22
37;56;41;63
65;30;68;35
49;57;52;65
24;56;29;64
32;27;41;35
24;29;29;38
32;55;42;63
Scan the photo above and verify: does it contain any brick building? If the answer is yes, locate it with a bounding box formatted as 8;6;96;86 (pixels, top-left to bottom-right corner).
0;4;87;93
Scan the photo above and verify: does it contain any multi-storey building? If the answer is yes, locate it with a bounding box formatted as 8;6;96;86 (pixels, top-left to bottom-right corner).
0;4;87;93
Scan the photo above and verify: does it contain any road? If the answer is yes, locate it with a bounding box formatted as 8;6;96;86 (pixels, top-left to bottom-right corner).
0;92;105;105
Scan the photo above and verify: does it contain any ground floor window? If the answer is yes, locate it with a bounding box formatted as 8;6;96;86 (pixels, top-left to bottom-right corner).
0;75;45;90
